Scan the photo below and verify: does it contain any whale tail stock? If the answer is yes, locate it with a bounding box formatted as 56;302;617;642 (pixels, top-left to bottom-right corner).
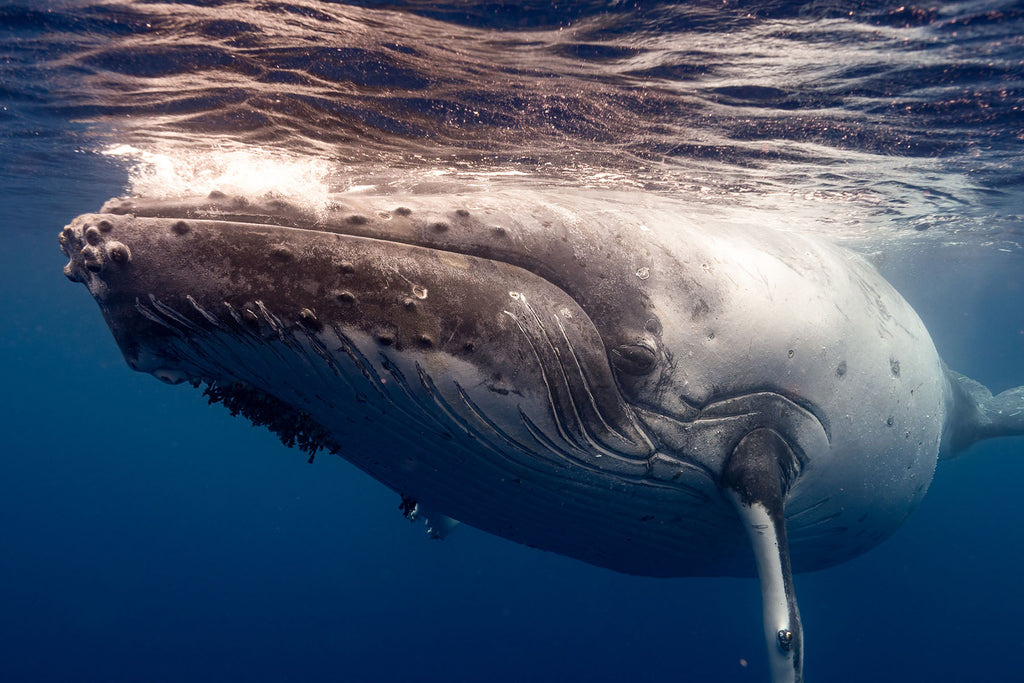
942;367;1024;457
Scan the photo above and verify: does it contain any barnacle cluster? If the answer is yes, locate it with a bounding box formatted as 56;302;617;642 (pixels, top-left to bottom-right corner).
201;380;338;458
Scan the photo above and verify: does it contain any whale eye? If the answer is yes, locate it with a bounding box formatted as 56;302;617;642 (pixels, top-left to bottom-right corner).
610;344;657;376
777;629;793;652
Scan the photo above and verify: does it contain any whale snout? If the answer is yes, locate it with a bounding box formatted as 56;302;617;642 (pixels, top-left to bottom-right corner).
59;216;133;285
58;209;496;381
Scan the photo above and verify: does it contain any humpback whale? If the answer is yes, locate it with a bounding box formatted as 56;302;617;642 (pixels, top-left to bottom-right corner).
59;188;1024;682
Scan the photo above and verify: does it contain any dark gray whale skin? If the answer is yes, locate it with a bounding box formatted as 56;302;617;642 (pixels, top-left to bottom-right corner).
58;189;1022;580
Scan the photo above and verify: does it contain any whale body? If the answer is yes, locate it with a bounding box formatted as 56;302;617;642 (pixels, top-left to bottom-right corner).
59;187;1024;682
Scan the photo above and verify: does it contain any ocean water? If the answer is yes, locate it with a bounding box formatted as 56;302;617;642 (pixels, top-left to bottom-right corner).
2;1;1022;681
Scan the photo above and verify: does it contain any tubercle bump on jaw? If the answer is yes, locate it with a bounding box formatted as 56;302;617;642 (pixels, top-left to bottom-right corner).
60;214;132;283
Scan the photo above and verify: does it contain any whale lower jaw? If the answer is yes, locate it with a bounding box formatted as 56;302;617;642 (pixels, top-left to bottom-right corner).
125;291;755;577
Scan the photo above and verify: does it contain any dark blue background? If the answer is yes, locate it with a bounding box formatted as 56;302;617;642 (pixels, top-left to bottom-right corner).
2;1;1023;681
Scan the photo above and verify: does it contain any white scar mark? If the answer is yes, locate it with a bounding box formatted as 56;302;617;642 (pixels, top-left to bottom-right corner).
444;318;462;346
387;265;428;299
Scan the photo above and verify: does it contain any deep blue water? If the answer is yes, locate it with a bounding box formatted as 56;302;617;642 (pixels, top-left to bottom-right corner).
2;2;1023;681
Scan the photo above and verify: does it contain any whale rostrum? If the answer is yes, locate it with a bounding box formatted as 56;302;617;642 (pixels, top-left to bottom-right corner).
59;188;1024;683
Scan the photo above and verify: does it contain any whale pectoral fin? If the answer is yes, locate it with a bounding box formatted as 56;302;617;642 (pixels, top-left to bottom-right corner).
404;500;461;540
722;429;803;683
943;367;1024;457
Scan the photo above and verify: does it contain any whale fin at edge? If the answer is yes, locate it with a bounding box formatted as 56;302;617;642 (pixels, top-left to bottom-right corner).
942;367;1024;457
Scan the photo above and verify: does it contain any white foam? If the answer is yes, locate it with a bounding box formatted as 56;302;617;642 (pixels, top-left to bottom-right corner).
102;144;331;211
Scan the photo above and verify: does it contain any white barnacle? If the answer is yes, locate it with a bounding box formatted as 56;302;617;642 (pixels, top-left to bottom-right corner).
636;266;651;280
412;284;428;299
